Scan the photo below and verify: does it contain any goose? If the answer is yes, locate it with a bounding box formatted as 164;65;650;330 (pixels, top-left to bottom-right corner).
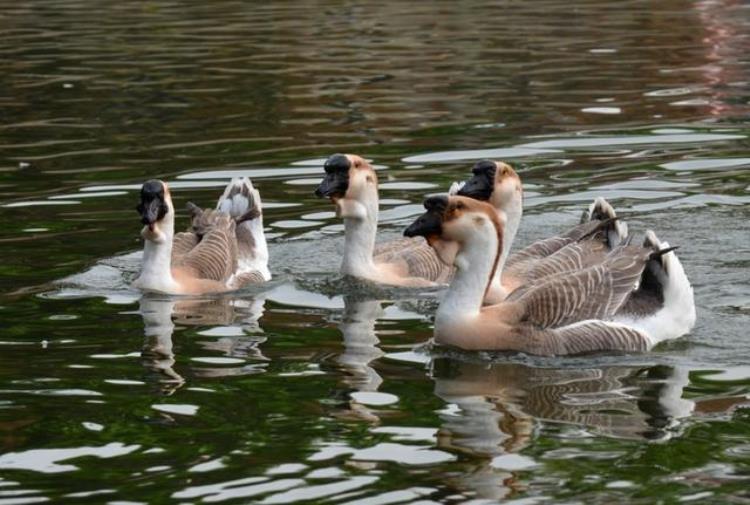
314;153;452;286
404;195;695;355
133;177;270;294
456;160;628;303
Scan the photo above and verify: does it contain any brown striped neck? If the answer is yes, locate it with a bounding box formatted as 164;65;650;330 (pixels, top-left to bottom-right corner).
484;215;504;302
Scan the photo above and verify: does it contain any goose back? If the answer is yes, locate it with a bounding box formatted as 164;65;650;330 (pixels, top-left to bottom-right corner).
174;210;238;283
374;236;454;283
506;244;651;329
171;232;198;262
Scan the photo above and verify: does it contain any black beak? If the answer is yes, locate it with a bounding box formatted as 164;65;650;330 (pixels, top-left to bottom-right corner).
404;195;448;238
456;174;493;200
457;160;495;201
136;179;168;227
138;199;163;225
315;153;350;198
315;173;348;198
404;211;443;238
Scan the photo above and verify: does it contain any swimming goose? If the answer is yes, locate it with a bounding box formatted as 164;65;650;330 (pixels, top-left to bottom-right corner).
314;153;452;286
404;195;695;355
456;160;628;303
133;177;270;294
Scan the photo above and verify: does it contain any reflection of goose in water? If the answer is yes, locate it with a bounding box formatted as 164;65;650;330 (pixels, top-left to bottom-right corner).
139;295;267;394
430;358;695;499
336;296;385;393
326;296;388;423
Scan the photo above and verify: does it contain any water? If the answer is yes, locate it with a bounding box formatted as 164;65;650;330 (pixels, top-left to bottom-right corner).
1;0;750;503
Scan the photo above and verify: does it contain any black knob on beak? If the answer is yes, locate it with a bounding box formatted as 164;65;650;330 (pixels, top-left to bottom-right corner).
315;154;351;198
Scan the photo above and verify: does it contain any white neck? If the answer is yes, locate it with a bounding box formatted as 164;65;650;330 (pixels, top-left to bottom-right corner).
436;225;499;331
501;197;522;263
484;194;522;302
491;192;522;278
340;189;379;277
238;216;270;280
135;212;180;293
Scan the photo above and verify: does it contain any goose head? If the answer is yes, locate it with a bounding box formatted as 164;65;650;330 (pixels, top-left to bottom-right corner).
315;154;377;219
137;179;173;242
404;195;504;259
457;160;522;210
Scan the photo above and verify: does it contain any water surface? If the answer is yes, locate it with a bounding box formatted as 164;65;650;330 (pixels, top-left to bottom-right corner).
1;1;750;503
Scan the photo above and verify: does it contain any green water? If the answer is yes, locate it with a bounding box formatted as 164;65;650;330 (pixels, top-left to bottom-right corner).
1;1;749;503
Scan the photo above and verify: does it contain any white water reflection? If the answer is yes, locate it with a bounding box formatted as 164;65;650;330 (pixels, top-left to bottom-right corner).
660;157;750;171
403;147;558;164
308;441;455;466
403;130;745;163
335;297;385;393
0;443;140;474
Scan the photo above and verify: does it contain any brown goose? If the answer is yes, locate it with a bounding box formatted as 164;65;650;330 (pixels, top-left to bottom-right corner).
404;195;695;355
456;160;628;303
133;177;269;294
314;153;452;286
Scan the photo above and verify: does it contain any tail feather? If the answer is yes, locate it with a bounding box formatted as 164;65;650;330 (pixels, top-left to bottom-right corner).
448;180;465;196
583;197;628;248
217;177;258;220
217;177;270;281
615;230;695;346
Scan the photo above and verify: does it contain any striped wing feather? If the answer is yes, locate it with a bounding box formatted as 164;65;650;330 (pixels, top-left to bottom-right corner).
515;321;650;355
522;240;608;284
516;246;648;329
504;220;603;270
171;232;199;263
374;236;453;283
178;220;238;283
231;270;267;288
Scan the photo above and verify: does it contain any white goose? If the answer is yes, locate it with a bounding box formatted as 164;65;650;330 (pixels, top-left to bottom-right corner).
133;177;270;294
314;153;452;286
455;160;629;304
404;195;695;355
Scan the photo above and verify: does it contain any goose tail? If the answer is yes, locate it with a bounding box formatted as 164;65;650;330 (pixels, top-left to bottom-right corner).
448;180;465;196
582;197;628;248
217;177;271;281
616;230;695;347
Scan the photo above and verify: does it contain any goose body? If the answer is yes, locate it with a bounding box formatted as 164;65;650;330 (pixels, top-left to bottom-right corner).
315;154;452;287
456;161;629;304
132;177;270;295
404;195;695;355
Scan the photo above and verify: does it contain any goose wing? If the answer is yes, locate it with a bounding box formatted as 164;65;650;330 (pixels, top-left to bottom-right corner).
374;236;453;283
513;246;649;329
511;239;609;289
171;232;199;263
505;197;627;277
230;270;267;288
373;237;415;257
514;320;650;355
504;219;603;272
178;213;238;283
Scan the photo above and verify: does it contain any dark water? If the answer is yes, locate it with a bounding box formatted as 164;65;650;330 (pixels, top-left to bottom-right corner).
2;0;750;503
